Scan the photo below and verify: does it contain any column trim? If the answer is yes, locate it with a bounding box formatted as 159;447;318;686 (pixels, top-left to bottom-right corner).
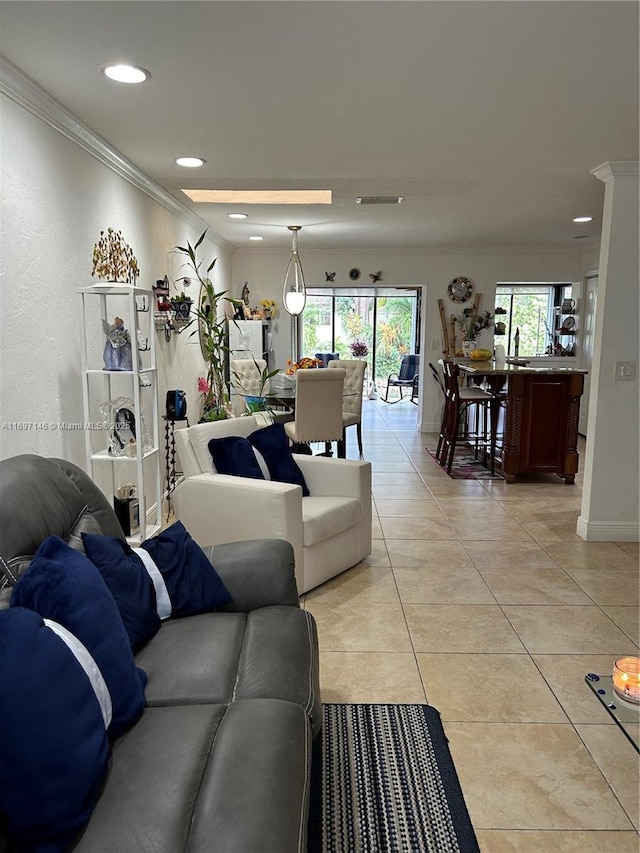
591;161;640;182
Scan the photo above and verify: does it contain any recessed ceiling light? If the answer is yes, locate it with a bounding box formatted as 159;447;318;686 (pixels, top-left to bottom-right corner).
248;236;264;241
175;156;206;168
573;216;593;223
103;64;149;84
181;189;332;204
228;213;248;219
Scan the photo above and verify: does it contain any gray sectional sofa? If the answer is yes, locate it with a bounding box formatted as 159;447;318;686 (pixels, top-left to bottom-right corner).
0;455;321;852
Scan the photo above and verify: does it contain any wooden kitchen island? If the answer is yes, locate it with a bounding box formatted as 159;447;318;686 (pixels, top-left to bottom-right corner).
457;361;588;484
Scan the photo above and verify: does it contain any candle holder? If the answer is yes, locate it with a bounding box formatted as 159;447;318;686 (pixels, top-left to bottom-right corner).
612;657;640;705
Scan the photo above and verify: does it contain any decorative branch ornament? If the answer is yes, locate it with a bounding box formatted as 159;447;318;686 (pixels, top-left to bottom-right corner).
91;228;140;283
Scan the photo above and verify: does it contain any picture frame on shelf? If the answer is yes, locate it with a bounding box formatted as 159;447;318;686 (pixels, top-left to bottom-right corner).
100;396;152;457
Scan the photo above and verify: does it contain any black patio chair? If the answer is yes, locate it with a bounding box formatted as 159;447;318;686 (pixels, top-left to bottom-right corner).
382;354;420;404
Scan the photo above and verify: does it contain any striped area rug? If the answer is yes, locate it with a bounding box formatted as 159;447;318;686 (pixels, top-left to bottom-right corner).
308;704;479;853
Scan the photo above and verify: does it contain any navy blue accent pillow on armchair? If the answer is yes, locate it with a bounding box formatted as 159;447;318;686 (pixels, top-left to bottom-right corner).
207;422;310;496
250;422;310;496
208;435;266;479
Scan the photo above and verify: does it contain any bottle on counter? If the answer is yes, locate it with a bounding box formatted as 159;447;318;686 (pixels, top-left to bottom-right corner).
514;327;520;357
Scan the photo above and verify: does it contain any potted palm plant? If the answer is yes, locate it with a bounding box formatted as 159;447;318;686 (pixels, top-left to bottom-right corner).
174;231;242;422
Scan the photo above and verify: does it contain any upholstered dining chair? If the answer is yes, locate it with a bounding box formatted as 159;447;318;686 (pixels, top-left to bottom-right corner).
229;358;268;416
328;359;367;458
284;367;346;457
382;354;420;403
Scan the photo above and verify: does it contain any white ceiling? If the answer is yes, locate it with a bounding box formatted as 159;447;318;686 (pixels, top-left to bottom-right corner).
1;1;638;251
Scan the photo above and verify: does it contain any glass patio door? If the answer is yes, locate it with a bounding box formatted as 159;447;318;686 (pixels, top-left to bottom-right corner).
302;288;419;386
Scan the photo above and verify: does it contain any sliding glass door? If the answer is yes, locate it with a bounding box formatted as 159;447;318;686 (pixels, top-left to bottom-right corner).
302;288;419;385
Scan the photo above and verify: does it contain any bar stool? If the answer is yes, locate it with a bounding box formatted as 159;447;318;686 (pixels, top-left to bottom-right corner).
437;360;493;474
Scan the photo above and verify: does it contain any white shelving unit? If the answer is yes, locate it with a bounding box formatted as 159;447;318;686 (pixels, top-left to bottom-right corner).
79;283;162;543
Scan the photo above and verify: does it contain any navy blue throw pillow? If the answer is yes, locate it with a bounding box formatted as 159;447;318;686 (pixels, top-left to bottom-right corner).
11;536;147;738
81;533;161;652
250;422;310;496
0;607;110;853
208;435;266;479
141;521;233;618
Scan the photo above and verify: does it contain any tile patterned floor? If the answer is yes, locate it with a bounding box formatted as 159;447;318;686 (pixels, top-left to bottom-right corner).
302;399;640;850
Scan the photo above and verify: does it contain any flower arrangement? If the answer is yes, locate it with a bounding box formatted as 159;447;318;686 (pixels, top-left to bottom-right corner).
455;308;494;341
349;340;369;358
285;357;321;375
260;299;277;313
91;228;140;283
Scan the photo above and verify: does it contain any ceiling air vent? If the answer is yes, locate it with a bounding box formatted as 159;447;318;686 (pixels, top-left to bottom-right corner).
356;196;404;205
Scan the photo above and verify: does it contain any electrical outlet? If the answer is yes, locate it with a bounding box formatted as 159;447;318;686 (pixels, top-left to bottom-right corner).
614;360;636;381
431;338;440;351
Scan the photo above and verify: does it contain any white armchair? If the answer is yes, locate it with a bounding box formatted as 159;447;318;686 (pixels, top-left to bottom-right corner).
172;416;372;594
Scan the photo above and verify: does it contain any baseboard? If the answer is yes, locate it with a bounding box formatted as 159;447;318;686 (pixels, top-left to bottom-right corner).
417;419;441;433
577;515;640;542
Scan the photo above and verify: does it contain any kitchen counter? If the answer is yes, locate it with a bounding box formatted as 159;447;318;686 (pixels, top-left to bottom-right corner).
455;359;588;376
450;359;587;483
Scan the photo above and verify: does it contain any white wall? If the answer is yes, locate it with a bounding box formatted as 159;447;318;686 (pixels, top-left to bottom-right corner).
232;247;584;431
0;94;231;465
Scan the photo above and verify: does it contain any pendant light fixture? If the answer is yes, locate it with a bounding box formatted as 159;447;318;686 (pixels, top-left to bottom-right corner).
282;226;306;315
282;226;306;362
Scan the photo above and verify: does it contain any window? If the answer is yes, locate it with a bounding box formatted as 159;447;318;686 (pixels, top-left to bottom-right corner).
496;283;573;356
302;288;419;384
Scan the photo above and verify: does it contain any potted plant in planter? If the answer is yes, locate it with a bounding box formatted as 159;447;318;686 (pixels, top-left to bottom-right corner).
455;307;494;355
174;231;242;422
171;277;193;319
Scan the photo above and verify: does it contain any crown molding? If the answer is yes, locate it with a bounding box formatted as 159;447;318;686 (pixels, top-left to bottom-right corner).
0;54;231;249
591;161;640;182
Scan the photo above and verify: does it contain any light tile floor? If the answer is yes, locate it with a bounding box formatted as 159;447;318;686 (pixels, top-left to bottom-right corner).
302;399;640;851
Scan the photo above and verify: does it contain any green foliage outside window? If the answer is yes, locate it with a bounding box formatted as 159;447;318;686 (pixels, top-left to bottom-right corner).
496;285;558;356
302;293;416;390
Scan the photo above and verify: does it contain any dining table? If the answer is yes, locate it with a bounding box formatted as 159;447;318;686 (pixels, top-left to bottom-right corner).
453;358;588;483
